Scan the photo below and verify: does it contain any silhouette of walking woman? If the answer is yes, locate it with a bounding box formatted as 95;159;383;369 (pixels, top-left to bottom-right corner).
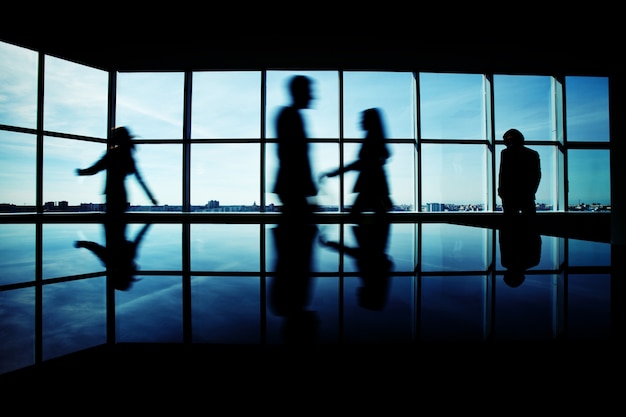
75;222;152;291
319;220;393;310
273;75;317;223
76;126;157;218
497;128;541;218
320;107;392;221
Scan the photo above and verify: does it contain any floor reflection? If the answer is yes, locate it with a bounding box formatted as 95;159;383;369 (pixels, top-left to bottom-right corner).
0;221;618;375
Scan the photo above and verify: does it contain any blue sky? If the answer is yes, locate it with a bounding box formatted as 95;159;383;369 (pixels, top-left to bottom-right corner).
0;40;612;209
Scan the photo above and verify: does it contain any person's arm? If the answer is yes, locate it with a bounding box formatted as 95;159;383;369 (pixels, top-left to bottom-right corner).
321;160;360;180
134;168;158;205
76;154;107;176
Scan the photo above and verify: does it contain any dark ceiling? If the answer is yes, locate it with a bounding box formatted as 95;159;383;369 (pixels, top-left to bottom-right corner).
1;7;619;75
0;32;617;75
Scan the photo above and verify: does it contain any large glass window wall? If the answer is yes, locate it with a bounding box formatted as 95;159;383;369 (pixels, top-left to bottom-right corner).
0;40;611;214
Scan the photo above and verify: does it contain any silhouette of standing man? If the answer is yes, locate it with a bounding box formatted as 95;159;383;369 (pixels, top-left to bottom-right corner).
76;126;157;219
497;128;541;217
273;75;317;223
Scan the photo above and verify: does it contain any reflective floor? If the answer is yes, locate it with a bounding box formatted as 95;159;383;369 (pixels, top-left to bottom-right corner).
1;218;623;381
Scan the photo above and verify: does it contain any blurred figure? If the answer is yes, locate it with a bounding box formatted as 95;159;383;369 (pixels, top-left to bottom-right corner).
75;222;152;291
499;220;542;288
497;128;541;218
269;222;319;344
320;107;392;221
320;220;393;310
273;75;318;224
76;126;157;218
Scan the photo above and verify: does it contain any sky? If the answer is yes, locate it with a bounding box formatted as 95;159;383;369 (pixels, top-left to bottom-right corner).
0;40;612;209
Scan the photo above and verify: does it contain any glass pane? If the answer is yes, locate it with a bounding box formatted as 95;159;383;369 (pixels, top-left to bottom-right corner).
0;41;38;128
421;224;490;272
568;239;611;267
421;144;488;210
495;143;557;211
420;275;487;341
44;55;108;137
42;278;107;361
494;75;553;141
0;224;35;286
343;71;415;139
0;131;36;208
496;232;563;271
191;276;261;343
191;71;261;139
191;143;260;208
266;70;339;139
266;223;339;274
566;76;610;142
0;287;36;374
43;224;104;279
116;72;184;139
265;276;340;345
115;276;183;343
340;142;415;212
45;136;107;208
567;274;611;339
568;149;610;209
419;72;486;140
265;142;338;210
126;143;181;208
494;274;557;341
191;224;260;272
129;223;181;271
343;275;414;343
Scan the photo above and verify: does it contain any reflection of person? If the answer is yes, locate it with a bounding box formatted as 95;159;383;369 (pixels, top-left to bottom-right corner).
320;220;393;310
320;107;392;220
497;128;541;217
499;221;541;288
269;222;319;344
273;75;317;223
75;222;152;291
76;126;157;217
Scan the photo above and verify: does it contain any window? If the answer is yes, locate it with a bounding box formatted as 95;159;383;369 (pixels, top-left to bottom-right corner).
0;40;612;213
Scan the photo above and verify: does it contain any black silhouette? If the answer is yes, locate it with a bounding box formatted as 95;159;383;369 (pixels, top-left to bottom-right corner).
497;128;541;217
320;107;392;221
268;222;319;344
320;220;393;310
499;219;542;288
76;126;157;218
273;75;318;223
75;222;152;291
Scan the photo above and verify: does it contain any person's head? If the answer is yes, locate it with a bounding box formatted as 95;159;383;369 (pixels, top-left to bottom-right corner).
360;107;386;137
503;128;524;148
111;126;135;149
289;75;313;109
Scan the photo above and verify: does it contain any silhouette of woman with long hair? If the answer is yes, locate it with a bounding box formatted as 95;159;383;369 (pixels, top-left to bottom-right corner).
321;107;392;221
76;126;157;218
75;222;152;291
319;220;393;310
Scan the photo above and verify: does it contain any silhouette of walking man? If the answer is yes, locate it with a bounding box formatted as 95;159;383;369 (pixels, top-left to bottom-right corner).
273;75;317;223
497;128;541;217
320;107;392;221
76;126;157;218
